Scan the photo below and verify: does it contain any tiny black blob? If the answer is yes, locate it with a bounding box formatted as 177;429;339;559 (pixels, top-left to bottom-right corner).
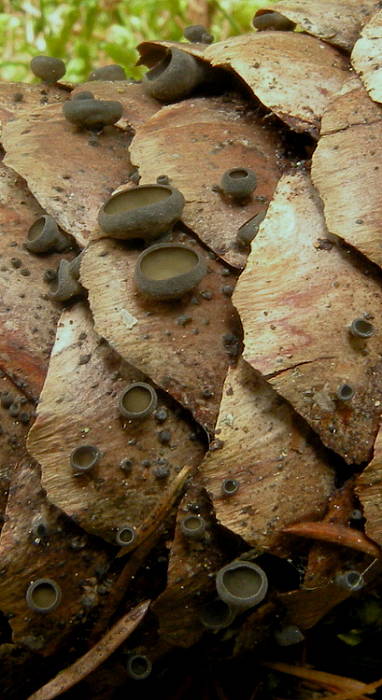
88;64;126;81
63;97;123;129
30;56;66;83
183;24;213;44
253;12;296;31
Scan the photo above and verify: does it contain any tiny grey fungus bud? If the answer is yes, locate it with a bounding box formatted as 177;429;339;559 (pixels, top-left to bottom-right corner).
116;525;136;547
350;317;375;338
335;570;365;592
126;654;152;680
336;383;354;401
221;478;239;496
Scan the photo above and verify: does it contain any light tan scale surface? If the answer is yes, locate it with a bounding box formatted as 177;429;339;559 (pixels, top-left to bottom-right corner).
203;32;349;137
311;80;382;269
27;303;204;544
0;162;72;401
0;457;112;655
0;81;68;134
2;104;133;247
81;230;241;434
71;81;161;133
253;0;380;51
233;170;382;464
129;95;282;269
201;359;334;554
356;427;382;547
352;9;382;103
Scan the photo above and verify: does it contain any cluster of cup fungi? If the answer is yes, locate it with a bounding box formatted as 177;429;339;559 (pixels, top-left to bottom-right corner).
21;17;373;680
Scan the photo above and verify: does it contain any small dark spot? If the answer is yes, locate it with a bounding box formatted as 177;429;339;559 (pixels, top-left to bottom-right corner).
176;314;192;326
79;332;87;340
10;258;22;269
221;285;234;297
155;408;168;423
200;290;213;300
153;464;170;479
158;430;171;445
142;459;151;468
8;403;20;418
1;392;13;409
19;412;30;424
202;388;214;399
120;458;133;473
355;219;364;225
78;353;91;365
13;92;24;103
21;268;31;276
210;438;224;451
43;269;57;283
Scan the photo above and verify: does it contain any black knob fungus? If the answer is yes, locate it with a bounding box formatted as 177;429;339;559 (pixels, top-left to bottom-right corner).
70;445;101;473
134;242;207;301
26;578;62;613
220;168;257;199
98;184;185;240
183;24;213;44
63;97;123;129
118;382;158;420
30;55;66;83
216;560;268;610
142;47;207;102
253;12;296;31
88;64;126;81
26;215;71;254
126;654;152;680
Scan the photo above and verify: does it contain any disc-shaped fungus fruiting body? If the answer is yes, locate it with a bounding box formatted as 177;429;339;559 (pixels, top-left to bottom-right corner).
49;255;84;302
118;382;158;420
349;317;375;338
335;570;365;592
142;47;207;102
180;514;206;540
26;215;70;253
253;12;296;31
72;91;95;101
336;383;355;402
216;560;268;610
30;56;66;83
237;211;266;247
183;24;213;44
220;168;257;199
274;625;305;646
221;478;239;496
62;98;123;130
199;598;236;630
115;525;136;547
98;185;185;240
134;242;207;301
126;655;152;680
26;578;62;613
70;445;101;473
88;64;126;81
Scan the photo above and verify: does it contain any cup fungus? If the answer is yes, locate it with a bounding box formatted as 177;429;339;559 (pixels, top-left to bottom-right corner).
70;445;101;473
142;47;207;102
253;12;296;31
126;654;152;680
134;242;207;301
26;215;70;254
118;382;158;420
63;97;123;130
274;625;305;646
30;56;66;83
116;525;136;547
221;478;239;496
88;64;126;81
216;560;268;610
72;91;95;101
335;570;365;592
199;598;236;630
336;383;355;402
183;24;213;44
49;255;84;303
26;578;62;613
349;317;375;338
220;168;257;199
237;211;266;247
98;184;185;240
180;514;206;540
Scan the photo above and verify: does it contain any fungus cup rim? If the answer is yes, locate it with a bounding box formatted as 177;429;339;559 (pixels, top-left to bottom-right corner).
26;578;62;613
70;444;101;472
118;382;158;420
216;560;268;609
134;242;206;300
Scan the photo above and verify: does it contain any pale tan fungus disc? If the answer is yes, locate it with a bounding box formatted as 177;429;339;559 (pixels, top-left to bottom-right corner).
311;80;382;269
201;359;334;554
129;95;282;269
352;9;382;103
204;32;349;137
2;104;133;247
27;303;205;544
233;170;382;464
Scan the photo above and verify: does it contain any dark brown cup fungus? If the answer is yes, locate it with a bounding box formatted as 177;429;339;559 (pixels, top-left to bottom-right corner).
349;317;375;338
30;55;66;83
142;47;207;102
237;211;266;247
183;24;213;44
199;598;236;630
221;478;239;496
98;184;185;240
63;97;123;129
70;445;101;473
72;90;95;101
26;578;62;613
274;625;305;646
118;382;158;420
49;255;84;302
134;242;207;301
253;12;296;31
216;560;268;610
115;525;136;547
220;168;257;199
126;655;152;680
88;64;126;81
180;514;206;540
26;215;70;254
335;570;365;592
336;383;355;402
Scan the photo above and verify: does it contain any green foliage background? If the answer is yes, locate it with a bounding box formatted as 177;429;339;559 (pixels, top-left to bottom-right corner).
0;0;277;83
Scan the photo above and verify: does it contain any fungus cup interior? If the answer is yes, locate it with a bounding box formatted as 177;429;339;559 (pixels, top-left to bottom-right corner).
201;599;232;627
222;566;263;598
122;386;152;413
71;445;99;470
27;218;45;241
229;169;251;179
104;186;171;214
140;246;199;281
146;52;172;81
28;581;60;610
183;515;202;531
117;527;135;545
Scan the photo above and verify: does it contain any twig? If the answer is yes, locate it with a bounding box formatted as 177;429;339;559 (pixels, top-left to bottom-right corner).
27;599;150;700
282;522;381;559
262;661;369;694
